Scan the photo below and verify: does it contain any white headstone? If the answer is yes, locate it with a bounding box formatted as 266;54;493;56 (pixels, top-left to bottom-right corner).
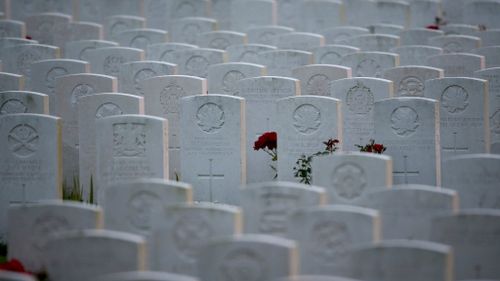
0;73;24;92
142;75;207;179
65;22;103;42
287;205;380;274
207;62;266;95
425;77;490;160
442;154;500;209
0;91;48;115
441;24;479;36
196;31;247;50
320;26;370;45
118;61;177;96
64;40;119;61
340;51;399;78
198;234;298;281
146;42;198;64
474;67;500;152
339;34;400;52
474;29;500;47
376;0;410;27
116;28;169;50
384;65;444;97
300;0;342;32
374;97;441;185
0;20;26;38
399;28;444;46
7;201;103;272
472;46;500;68
354;185;458;239
180;94;245;204
330;77;393;151
25;13;72;47
236;76;300;183
273;32;325;52
172;48;227;78
371;23;404;35
78;93;144;197
31;59;90;115
44;229;147;281
86;47;145;77
246;25;294;45
409;0;442;28
96;114;168;203
230;0;277;32
277;96;342;182
426;53;485;77
151;202;241;274
292;64;351;96
463;0;500;29
226;44;277;64
428;35;481;53
430;209;500;280
312;153;393;203
170;17;217;45
313;45;360;65
0;114;62;241
241;181;326;236
391;45;443;66
258;50;313;77
104;15;146;41
344;0;377;27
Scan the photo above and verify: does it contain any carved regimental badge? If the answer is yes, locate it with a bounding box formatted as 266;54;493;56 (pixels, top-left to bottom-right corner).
0;99;27;115
311;220;351;262
112;123;147;157
186;55;209;77
346;81;374;114
220;248;266;281
293;104;321;134
71;84;95;106
222;70;245;94
441;85;469;114
398;76;424;96
196;103;225;133
306;74;329;96
133;68;157;93
390;106;420;137
8;124;39;157
127;191;159;231
45;67;68;92
173;213;213;261
332;163;367;199
95;103;123;119
355;58;381;78
161;83;185;114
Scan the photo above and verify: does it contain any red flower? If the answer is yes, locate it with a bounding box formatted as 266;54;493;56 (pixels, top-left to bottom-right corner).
254;131;277;151
25;36;32;40
373;143;385;153
0;259;30;274
426;24;439;30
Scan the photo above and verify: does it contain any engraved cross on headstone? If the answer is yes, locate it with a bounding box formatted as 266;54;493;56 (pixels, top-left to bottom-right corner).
442;131;469;154
197;158;224;202
393;155;420;184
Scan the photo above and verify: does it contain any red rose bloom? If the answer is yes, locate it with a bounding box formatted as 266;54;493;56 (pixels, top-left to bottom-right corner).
373;144;385;153
254;131;277;151
426;24;439;30
0;259;30;274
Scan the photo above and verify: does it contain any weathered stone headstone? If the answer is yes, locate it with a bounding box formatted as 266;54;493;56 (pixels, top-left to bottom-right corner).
115;28;169;50
425;77;490;160
104;15;146;41
2;44;60;89
344;0;377;27
391;45;443;66
426;53;485;77
287;205;380;274
463;0;500;29
428;35;481;53
96;114;168;203
330;77;393;151
146;42;198;64
142;75;207;179
44;229;147;281
151;202;241;275
246;25;294;45
0;20;26;38
25;13;72;47
241;181;326;236
472;46;500;68
375;0;410;27
31;59;90;115
207;62;266;95
198;234;298;281
0;73;24;92
167;0;210;28
7;201;103;272
64;40;119;61
474;67;500;152
312;153;392;203
441;24;479;36
78;93;144;197
196;31;246;50
430;209;500;280
170;17;216;45
55;73;117;185
0;114;62;241
144;0;170;30
65;22;103;42
118;61;177;96
180;95;245;204
409;0;442;28
226;44;276;64
172;48;227;78
384;66;443;97
236;76;300;183
230;0;277;32
340;51;399;78
277;96;342;181
374;97;441;185
258;49;313;77
86;47;145;77
320;26;370;45
0;37;38;51
11;0;72;21
330;240;453;281
399;28;444;46
442;154;500;209
339;34;400;52
354;185;458;239
371;23;404;35
273;32;325;51
292;64;351;96
475;29;500;47
300;0;342;32
0;91;48;115
313;45;360;65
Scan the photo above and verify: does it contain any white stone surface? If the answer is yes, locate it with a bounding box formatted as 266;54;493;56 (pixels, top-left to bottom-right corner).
146;42;198;64
86;47;145;78
258;50;313;77
338;34;400;52
426;53;485;77
428;35;481;53
0;73;24;92
171;48;227;78
399;28;444;46
313;45;360;65
118;61;177;96
25;13;71;47
391;45;443;66
384;66;444;97
292;64;351;96
320;26;370;45
226;44;277;64
64;40;119;61
0;91;48;115
246;25;294;45
115;28;169;50
230;0;277;32
474;67;500;152
340;51;399;78
170;17;216;45
207;62;266;95
273;32;325;52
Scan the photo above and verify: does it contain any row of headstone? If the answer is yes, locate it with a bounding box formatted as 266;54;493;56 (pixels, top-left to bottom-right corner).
4;183;500;281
